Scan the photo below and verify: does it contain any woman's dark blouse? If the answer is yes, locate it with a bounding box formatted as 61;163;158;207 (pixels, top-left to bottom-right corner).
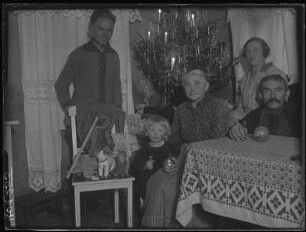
170;95;233;150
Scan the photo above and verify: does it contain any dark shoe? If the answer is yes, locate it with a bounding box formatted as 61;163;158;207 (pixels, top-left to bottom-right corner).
133;201;143;228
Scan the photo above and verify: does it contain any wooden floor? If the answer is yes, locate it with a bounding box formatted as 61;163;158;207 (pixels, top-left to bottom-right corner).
14;189;143;230
12;187;264;230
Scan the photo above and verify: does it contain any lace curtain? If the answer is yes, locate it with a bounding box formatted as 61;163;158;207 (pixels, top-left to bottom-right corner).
227;8;298;86
17;9;141;192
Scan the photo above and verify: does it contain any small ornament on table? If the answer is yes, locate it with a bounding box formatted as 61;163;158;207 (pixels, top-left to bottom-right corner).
253;126;269;142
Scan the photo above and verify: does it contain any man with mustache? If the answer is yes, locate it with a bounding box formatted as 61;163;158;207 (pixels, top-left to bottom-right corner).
229;74;300;140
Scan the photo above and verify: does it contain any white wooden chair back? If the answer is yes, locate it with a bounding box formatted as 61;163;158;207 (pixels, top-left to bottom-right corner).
67;105;139;162
68;106;79;158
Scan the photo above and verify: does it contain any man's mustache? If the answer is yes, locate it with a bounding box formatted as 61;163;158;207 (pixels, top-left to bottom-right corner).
266;99;281;104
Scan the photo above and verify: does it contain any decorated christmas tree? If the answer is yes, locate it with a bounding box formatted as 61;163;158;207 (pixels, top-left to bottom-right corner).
133;8;232;105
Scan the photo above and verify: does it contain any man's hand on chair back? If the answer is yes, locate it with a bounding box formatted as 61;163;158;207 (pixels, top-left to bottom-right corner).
64;105;72;127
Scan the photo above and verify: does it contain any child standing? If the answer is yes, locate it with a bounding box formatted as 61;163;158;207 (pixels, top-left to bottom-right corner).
129;115;179;214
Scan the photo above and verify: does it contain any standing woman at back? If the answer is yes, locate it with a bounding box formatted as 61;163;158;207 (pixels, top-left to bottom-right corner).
232;37;287;121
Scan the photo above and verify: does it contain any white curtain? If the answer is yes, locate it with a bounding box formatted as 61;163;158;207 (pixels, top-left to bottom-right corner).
228;8;298;86
17;9;141;192
111;9;137;114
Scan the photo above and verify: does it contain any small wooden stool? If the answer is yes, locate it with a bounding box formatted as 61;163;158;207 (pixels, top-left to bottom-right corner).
72;174;134;228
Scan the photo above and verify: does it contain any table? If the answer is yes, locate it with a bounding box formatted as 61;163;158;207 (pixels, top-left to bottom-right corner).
72;174;134;228
176;135;304;228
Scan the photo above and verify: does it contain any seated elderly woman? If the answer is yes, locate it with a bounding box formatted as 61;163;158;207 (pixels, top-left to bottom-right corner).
141;69;234;228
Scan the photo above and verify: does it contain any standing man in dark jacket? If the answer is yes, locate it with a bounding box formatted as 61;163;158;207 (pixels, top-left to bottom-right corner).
229;74;300;140
55;9;121;112
55;9;122;150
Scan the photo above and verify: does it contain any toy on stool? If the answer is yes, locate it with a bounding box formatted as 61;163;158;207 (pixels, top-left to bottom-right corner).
96;149;116;178
70;154;98;179
111;150;129;178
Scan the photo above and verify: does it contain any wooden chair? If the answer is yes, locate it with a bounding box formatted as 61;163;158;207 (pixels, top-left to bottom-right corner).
67;106;134;228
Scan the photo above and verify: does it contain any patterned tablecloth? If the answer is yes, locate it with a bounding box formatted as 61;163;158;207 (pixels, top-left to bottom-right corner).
176;135;304;228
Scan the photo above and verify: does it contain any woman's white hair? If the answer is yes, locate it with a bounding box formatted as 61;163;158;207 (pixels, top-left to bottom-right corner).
182;69;207;82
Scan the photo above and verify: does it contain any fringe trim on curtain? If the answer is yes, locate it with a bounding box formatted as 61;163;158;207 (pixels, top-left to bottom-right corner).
29;169;61;193
13;9;142;22
23;81;57;101
227;8;296;23
13;9;93;18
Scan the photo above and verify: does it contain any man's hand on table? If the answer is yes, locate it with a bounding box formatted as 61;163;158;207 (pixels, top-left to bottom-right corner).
229;123;248;141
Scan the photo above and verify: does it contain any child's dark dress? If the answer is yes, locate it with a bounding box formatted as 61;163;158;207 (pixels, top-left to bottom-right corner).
129;142;178;201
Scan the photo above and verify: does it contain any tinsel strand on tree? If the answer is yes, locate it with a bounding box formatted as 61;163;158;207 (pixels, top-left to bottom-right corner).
133;8;232;105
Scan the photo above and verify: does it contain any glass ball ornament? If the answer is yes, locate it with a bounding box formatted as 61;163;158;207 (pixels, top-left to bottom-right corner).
254;126;269;142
